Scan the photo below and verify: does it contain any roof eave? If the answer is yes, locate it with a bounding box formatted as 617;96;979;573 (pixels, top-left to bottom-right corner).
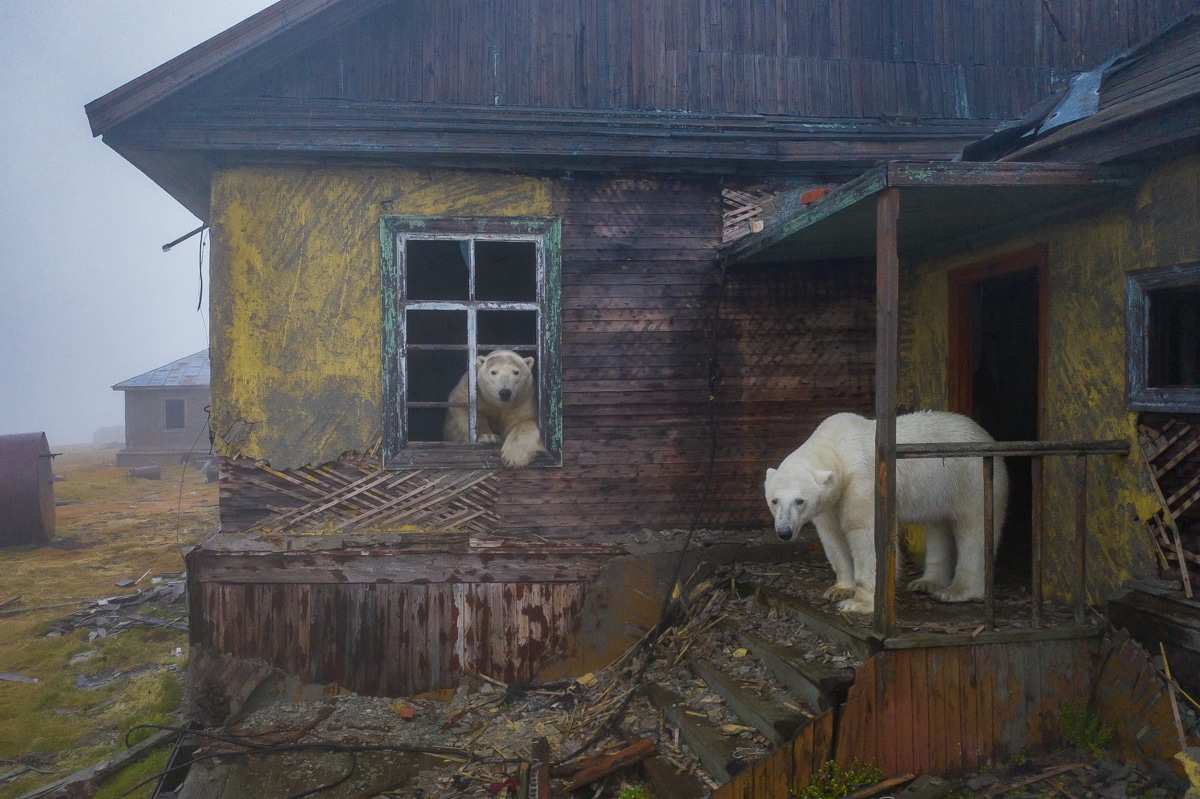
84;0;391;137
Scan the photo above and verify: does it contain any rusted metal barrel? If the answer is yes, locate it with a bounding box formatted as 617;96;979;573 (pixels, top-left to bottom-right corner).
0;432;55;546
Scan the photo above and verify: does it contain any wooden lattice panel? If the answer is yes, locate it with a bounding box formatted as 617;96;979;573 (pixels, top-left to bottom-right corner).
722;187;776;243
230;457;500;534
1137;414;1200;593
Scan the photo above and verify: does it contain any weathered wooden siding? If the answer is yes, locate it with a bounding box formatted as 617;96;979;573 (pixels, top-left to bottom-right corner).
714;632;1184;798
711;260;876;524
835;640;1098;774
237;0;1199;120
186;540;619;696
213;169;878;535
898;155;1200;601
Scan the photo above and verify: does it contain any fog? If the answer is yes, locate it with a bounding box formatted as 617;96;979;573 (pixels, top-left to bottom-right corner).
0;1;274;446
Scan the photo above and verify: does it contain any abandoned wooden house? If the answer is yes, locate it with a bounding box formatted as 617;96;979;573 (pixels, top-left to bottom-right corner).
85;0;1200;792
111;349;211;466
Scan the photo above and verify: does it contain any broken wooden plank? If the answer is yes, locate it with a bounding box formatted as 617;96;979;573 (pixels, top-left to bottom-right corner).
562;738;655;792
843;772;917;799
641;755;707;799
751;585;876;661
14;728;176;799
688;658;808;748
727;624;855;712
645;683;748;784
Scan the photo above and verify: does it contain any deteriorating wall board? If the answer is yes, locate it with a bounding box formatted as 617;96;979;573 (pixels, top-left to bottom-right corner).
208;167;552;471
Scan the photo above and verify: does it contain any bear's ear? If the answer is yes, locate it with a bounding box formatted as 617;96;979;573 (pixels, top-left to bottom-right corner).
523;356;535;368
476;356;488;368
764;467;776;482
814;470;834;485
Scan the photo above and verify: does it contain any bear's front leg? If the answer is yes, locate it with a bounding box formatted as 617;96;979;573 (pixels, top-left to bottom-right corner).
499;419;548;468
813;516;855;602
836;526;876;614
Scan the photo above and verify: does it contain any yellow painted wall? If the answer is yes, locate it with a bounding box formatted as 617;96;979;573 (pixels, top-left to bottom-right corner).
899;155;1200;601
208;167;552;469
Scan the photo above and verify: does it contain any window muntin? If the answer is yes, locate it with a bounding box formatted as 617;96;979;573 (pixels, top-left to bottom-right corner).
381;217;561;467
1127;263;1200;412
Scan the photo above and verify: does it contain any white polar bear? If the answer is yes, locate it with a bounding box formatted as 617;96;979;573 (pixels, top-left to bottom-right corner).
764;411;1008;614
443;350;548;468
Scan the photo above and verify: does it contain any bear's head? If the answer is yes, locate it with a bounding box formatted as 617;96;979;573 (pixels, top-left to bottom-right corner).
476;350;535;406
764;465;836;542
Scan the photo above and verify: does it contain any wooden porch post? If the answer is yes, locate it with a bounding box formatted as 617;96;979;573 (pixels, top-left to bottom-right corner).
874;187;900;637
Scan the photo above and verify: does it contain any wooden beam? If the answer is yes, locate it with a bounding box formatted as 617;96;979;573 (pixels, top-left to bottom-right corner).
873;187;900;638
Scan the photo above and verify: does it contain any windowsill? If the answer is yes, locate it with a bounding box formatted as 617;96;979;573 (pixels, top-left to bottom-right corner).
1128;386;1200;414
384;443;562;469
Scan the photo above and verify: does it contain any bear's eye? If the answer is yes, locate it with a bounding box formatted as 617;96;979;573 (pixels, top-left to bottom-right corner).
491;370;498;375
794;498;805;505
770;498;778;505
513;370;519;375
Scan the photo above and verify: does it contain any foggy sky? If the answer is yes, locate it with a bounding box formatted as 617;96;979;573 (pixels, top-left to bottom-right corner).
0;1;274;446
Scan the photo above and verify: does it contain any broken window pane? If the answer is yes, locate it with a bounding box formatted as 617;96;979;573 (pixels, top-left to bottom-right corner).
475;240;537;302
406;239;469;301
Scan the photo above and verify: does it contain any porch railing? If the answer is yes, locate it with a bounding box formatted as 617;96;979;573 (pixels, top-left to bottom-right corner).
875;439;1130;638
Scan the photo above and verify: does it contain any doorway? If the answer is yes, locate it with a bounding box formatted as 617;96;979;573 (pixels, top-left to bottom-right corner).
949;248;1045;585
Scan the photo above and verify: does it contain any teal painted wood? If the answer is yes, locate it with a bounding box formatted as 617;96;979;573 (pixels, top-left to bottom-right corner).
379;215;563;468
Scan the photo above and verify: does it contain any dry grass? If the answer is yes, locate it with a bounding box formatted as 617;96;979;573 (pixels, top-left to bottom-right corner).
0;446;217;798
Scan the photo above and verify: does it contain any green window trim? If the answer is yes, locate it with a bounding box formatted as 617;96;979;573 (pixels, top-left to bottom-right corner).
380;215;562;468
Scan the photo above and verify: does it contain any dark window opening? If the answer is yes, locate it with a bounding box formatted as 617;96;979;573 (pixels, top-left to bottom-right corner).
1127;264;1200;412
1148;286;1200;388
164;399;185;430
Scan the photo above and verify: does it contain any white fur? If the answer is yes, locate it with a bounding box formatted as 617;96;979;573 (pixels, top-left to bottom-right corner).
764;411;1008;614
443;350;547;467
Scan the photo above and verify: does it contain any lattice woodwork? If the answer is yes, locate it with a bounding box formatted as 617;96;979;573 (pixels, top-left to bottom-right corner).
230;447;500;534
722;187;777;243
1137;414;1200;595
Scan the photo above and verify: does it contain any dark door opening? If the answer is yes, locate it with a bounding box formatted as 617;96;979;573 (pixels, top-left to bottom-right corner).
950;251;1044;586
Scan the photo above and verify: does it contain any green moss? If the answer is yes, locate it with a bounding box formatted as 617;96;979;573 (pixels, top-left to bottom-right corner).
94;746;172;799
794;759;883;799
1059;700;1113;757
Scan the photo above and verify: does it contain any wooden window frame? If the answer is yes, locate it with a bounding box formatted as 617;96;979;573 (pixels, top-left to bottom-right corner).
380;216;562;468
1126;262;1200;412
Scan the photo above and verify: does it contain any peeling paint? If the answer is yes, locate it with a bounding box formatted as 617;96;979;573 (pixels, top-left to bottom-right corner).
209;167;552;469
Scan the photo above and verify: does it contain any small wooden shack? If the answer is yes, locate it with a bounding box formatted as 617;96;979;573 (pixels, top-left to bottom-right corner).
112;350;211;466
86;0;1200;788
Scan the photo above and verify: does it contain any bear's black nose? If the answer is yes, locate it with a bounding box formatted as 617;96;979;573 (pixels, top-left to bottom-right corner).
498;389;512;401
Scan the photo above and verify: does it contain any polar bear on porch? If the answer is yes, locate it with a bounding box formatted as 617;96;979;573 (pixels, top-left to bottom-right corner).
764;411;1008;614
443;349;548;468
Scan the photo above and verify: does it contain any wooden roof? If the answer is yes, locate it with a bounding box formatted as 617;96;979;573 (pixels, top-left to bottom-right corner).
724;161;1139;265
958;12;1200;163
85;0;1200;220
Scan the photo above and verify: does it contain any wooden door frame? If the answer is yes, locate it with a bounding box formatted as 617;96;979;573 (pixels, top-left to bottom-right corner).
947;246;1048;438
